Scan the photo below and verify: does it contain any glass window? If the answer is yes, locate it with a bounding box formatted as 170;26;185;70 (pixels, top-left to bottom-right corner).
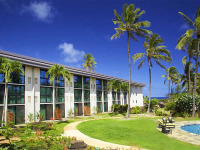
104;102;108;112
96;79;102;90
103;80;107;90
104;91;108;101
56;88;64;102
0;73;4;83
84;90;90;102
97;91;102;101
40;87;52;103
40;70;50;86
74;75;82;88
74;89;82;102
117;91;120;100
124;91;127;101
8;85;24;104
112;91;116;100
10;67;25;84
84;77;90;89
0;84;4;104
55;76;64;87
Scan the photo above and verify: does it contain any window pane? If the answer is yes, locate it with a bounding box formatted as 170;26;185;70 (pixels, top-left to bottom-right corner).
97;91;102;101
74;75;82;88
0;84;5;104
0;74;4;83
40;96;46;103
84;90;90;102
74;89;82;102
104;91;108;101
47;96;52;103
96;79;102;90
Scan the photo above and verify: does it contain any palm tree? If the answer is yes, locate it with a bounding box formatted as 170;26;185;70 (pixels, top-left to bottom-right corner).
177;38;197;95
162;66;179;100
111;4;152;118
107;79;121;115
82;53;97;72
177;6;200;117
181;58;195;94
0;57;24;126
46;64;71;120
132;34;172;113
120;82;129;105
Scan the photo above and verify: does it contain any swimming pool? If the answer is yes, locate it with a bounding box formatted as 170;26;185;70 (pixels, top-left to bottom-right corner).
181;124;200;135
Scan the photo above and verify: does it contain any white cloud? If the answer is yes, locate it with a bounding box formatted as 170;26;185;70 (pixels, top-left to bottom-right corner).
58;42;85;63
23;2;54;22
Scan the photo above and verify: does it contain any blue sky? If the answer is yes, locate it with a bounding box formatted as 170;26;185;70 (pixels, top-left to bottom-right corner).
0;0;199;97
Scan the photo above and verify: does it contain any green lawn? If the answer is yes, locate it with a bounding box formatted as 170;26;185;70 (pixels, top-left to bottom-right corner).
77;118;200;150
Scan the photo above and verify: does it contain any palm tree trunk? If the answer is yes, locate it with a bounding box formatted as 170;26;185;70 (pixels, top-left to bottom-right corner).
147;60;151;114
127;32;131;119
192;37;199;117
2;81;8;126
188;56;191;95
171;83;173;96
169;80;171;100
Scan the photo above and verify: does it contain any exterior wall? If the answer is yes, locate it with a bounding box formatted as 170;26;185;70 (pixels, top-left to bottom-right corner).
90;77;96;114
108;90;112;112
130;85;143;107
65;74;74;117
18;65;144;123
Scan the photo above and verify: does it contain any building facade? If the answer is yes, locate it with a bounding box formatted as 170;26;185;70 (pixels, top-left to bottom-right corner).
0;50;145;124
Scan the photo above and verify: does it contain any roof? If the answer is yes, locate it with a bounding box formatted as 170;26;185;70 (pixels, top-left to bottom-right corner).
0;49;145;87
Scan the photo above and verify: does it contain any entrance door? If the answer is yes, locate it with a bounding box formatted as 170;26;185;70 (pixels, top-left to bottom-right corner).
84;103;90;116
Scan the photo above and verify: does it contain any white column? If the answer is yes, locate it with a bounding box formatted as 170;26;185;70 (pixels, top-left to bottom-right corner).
108;90;112;112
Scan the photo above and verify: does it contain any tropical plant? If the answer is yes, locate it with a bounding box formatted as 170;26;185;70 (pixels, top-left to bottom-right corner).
46;64;71;120
162;66;179;100
0;57;24;126
82;53;97;71
177;38;197;94
133;34;172;113
177;6;200;117
120;82;129;105
111;4;152;118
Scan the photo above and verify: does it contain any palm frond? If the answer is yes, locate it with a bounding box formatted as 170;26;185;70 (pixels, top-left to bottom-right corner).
179;12;194;27
132;53;146;63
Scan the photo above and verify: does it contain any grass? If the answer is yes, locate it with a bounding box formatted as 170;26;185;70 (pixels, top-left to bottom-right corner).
77;118;200;150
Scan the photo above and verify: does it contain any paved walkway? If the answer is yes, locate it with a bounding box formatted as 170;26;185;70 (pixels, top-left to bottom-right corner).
165;121;200;145
62;120;143;150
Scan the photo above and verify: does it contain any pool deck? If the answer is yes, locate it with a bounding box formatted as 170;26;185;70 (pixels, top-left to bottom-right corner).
168;121;200;145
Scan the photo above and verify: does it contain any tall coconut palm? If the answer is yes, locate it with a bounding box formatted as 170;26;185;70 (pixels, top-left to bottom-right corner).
46;64;71;120
0;57;24;126
82;53;97;72
162;67;179;100
177;38;197;95
111;4;152;118
132;34;172;113
177;6;200;117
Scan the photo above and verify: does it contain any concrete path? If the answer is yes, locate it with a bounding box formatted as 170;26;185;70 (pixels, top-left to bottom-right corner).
62;120;143;150
167;121;200;145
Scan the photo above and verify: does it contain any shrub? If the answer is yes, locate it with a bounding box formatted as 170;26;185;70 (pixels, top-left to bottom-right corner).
144;98;159;110
155;108;170;116
165;101;175;111
130;106;141;114
111;104;128;113
30;122;53;131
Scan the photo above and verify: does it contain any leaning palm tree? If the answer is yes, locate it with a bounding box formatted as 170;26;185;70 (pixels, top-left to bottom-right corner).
162;66;179;100
82;53;97;72
111;4;152;118
177;38;197;95
46;64;71;120
0;57;24;126
177;6;200;117
132;34;172;113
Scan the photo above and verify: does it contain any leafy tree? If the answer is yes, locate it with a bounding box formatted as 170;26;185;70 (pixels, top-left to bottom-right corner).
82;53;97;72
162;67;179;100
132;34;172;113
177;6;200;117
46;64;71;120
0;57;24;125
111;4;152;118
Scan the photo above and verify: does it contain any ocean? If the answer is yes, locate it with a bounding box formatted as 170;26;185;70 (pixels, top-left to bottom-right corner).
151;97;168;100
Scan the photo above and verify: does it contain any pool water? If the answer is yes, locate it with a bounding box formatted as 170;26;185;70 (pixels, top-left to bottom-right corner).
181;124;200;135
